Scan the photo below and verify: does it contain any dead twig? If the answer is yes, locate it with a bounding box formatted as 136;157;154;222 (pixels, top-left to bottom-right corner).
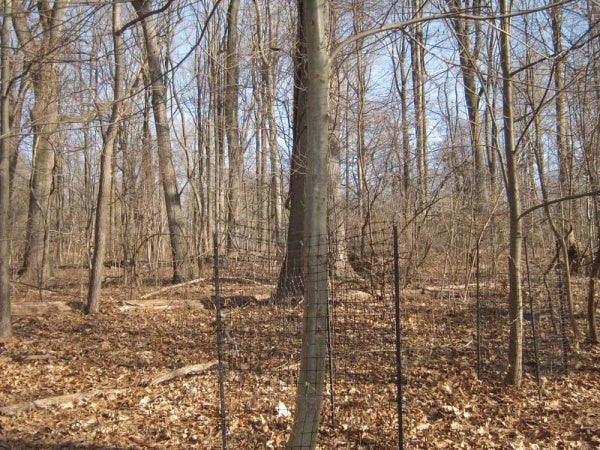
139;277;206;299
147;361;219;386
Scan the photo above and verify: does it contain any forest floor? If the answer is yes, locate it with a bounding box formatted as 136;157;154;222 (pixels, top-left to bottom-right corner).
0;268;598;449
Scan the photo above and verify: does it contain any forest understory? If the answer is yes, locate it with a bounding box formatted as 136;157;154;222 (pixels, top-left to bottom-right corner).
0;268;598;449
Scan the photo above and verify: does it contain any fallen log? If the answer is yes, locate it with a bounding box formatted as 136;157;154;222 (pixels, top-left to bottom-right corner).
148;361;219;386
119;298;206;313
0;389;125;416
12;301;73;316
139;277;206;299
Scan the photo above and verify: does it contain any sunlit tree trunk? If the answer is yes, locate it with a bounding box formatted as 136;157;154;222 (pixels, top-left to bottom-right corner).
582;2;600;344
411;0;428;205
13;0;70;284
500;0;523;386
225;0;242;252
449;0;486;210
352;0;368;239
86;0;123;314
288;0;329;446
132;0;194;283
253;0;283;250
394;38;411;198
551;2;570;202
550;0;579;341
0;0;12;338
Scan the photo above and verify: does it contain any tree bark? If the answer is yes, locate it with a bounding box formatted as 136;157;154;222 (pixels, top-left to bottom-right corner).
411;0;428;206
586;248;599;343
86;0;124;314
274;0;308;300
225;0;242;252
287;0;329;447
500;0;523;386
132;0;193;283
449;0;487;209
13;0;70;285
0;0;12;338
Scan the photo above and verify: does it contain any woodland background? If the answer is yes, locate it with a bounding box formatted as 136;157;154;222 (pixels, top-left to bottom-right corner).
0;0;599;448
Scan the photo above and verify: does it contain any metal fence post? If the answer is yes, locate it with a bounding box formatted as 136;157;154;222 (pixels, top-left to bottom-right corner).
393;225;403;450
213;232;228;450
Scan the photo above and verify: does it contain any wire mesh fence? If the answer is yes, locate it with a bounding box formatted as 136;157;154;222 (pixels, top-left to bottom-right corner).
11;217;589;448
210;223;401;448
204;221;582;448
475;233;569;387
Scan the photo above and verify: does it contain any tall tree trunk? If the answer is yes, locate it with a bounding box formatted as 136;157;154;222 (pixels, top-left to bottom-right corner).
225;0;242;252
551;2;570;201
500;0;523;386
449;0;486;210
586;248;599;343
484;28;498;197
263;2;283;250
288;0;329;446
550;0;579;341
132;0;193;283
584;3;600;343
411;0;428;205
0;0;12;338
86;0;123;314
274;0;308;299
352;1;368;234
13;0;71;284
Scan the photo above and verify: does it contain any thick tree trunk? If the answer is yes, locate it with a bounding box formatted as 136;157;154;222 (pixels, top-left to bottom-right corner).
500;0;523;386
12;1;71;285
20;60;58;284
274;0;308;300
132;0;193;283
287;0;329;447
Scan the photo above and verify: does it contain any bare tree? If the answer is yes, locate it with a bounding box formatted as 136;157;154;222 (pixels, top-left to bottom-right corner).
448;0;487;209
132;0;194;283
411;0;428;205
499;0;523;386
0;0;12;338
288;0;329;446
274;0;308;300
224;0;242;251
13;0;71;284
253;0;283;250
86;0;124;314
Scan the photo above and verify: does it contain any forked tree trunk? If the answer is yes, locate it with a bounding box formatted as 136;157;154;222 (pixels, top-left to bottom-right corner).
287;0;329;447
500;0;523;386
132;0;193;283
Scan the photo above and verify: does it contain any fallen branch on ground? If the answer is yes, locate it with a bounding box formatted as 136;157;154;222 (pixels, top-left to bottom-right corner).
148;361;220;386
0;389;125;416
140;277;205;299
